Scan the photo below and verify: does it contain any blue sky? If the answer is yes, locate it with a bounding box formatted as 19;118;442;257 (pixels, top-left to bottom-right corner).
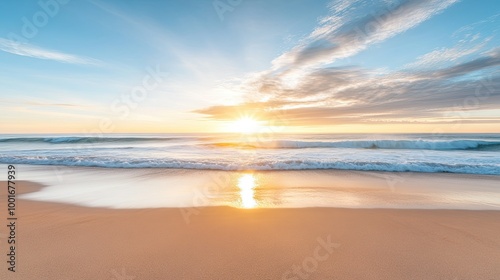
0;0;499;133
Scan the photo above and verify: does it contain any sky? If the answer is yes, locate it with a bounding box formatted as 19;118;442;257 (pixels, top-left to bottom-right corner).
0;0;499;134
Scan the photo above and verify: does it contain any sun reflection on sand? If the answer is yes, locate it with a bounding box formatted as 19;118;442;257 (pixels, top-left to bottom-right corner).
237;174;258;208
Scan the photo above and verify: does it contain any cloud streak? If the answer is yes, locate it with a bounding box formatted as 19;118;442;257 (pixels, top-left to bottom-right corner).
406;38;490;69
0;38;101;65
196;49;500;125
271;0;459;71
195;0;500;127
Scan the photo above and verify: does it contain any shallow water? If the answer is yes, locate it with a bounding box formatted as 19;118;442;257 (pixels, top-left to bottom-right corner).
10;165;500;210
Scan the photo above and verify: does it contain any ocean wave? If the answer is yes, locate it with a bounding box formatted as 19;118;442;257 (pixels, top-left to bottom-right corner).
3;136;500;151
0;136;180;144
210;139;500;151
1;156;499;175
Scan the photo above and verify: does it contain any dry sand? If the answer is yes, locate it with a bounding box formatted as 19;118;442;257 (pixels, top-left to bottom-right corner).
1;181;500;280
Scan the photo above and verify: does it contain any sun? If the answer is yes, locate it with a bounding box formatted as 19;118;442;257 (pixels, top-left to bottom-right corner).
231;117;262;134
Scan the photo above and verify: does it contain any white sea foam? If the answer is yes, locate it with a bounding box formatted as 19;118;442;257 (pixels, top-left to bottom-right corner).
1;133;499;175
212;139;500;150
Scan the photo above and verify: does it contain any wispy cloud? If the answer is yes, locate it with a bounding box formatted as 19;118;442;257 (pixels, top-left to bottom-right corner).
196;51;500;125
195;0;500;127
406;38;490;69
428;47;500;78
271;0;459;71
0;38;101;65
452;13;500;38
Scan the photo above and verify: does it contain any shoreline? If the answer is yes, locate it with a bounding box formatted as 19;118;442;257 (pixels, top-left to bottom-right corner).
3;163;500;176
7;164;500;210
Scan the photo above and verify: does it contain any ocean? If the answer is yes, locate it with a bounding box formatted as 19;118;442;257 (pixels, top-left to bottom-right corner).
1;133;500;175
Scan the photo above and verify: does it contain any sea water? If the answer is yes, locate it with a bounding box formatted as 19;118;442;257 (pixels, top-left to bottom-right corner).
1;133;499;175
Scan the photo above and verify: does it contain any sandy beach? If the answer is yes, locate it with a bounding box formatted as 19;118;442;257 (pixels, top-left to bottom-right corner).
1;179;500;280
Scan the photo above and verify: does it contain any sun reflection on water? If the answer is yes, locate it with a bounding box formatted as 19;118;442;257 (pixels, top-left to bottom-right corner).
237;174;258;208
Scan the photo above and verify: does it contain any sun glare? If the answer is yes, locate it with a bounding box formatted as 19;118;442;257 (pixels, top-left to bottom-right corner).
231;117;262;134
237;174;257;208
